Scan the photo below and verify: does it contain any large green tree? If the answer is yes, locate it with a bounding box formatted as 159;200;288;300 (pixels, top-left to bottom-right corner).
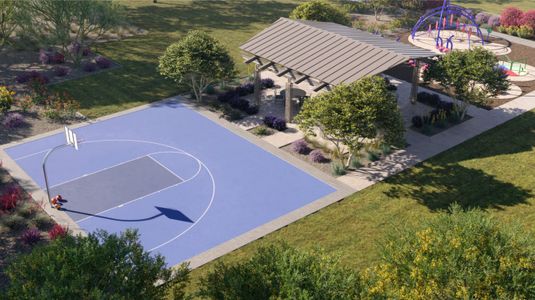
362;205;535;299
295;76;405;168
22;0;124;64
289;0;351;26
424;47;510;119
198;243;360;300
159;30;235;102
5;229;189;299
0;0;22;46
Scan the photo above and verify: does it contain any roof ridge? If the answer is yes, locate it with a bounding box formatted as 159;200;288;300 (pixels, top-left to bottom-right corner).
283;17;408;60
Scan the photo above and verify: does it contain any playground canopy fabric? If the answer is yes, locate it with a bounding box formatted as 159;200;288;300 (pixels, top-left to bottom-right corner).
240;18;437;87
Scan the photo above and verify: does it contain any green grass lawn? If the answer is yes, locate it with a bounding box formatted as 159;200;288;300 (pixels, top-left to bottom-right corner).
184;109;535;293
53;0;299;118
452;0;535;14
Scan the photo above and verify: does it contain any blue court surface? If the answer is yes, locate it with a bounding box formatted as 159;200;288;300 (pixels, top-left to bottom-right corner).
5;100;337;266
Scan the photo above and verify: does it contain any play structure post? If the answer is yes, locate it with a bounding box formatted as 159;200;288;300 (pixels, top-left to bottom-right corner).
253;66;261;106
285;78;293;122
410;60;420;104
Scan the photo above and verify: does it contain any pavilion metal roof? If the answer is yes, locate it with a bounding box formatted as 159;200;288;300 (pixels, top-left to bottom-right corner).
240;18;436;88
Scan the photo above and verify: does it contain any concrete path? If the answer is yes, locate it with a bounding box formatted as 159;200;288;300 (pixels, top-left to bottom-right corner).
338;88;535;189
491;31;535;49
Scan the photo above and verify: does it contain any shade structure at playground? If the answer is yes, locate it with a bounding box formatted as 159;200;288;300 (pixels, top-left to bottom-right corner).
409;29;511;56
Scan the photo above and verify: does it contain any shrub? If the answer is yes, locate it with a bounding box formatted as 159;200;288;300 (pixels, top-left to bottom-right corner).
411;116;423;128
367;150;380;162
30;213;54;230
204;84;216;95
245;105;259;115
331;162;347;176
82;47;91;56
21;228;41;245
416;91;441;107
517;25;534;38
217;90;238;103
48;224;68;240
488;15;501;27
3;214;27;231
271;118;287;131
0;184;23;211
350;156;362;168
500;7;524;27
6;229;186;299
235;82;254;96
95;55;112;68
522;10;535;29
0;86;15;113
261;78;275;89
16;95;34;113
289;0;351;26
310;149;328;163
229;97;250;111
2;112;25;128
224;108;243;121
53;66;70;77
16;71;49;84
291;139;311;154
251;125;272;136
17;201;36;218
198;243;359;299
50;52;65;64
82;62;97;72
506;25;519;36
263;115;277;127
475;12;491;25
43;108;62;121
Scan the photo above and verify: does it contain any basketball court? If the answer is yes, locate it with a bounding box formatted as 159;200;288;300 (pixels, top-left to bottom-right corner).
1;98;350;267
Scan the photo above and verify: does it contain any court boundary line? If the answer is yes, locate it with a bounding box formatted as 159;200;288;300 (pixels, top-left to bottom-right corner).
146;154;185;182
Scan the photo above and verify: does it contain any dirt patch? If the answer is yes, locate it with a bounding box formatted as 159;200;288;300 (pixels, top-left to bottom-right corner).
0;46;120;95
0;107;82;145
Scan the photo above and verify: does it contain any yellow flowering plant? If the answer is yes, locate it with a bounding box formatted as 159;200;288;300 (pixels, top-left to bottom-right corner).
0;86;15;113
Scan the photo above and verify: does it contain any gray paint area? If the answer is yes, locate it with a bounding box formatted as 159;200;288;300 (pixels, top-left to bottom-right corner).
51;156;182;221
240;18;437;86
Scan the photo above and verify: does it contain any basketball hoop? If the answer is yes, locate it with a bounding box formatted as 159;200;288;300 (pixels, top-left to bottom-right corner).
42;127;79;209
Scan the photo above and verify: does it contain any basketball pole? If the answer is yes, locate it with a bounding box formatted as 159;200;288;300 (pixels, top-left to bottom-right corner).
42;144;69;208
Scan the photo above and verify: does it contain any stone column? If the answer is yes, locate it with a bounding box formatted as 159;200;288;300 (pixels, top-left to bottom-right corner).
410;60;420;104
285;78;293;122
253;66;261;107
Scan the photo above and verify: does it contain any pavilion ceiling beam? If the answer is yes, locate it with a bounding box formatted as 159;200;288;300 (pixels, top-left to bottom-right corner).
276;68;292;77
313;82;329;92
258;61;275;71
244;56;259;64
294;75;309;84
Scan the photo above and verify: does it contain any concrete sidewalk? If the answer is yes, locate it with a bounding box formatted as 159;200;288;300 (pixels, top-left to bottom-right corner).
338;88;535;189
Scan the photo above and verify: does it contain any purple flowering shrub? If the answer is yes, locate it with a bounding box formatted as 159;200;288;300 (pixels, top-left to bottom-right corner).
291;139;311;154
2;113;25;128
310;149;328;163
21;228;41;245
83;62;97;72
95;56;112;69
53;66;70;77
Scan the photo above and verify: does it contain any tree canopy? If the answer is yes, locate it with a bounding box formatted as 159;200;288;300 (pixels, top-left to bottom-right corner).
5;229;189;299
295;76;405;168
198;243;361;300
363;204;535;299
424;47;510;119
289;0;351;26
158;30;235;102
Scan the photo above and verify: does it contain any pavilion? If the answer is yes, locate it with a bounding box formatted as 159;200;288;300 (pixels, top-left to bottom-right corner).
240;17;437;121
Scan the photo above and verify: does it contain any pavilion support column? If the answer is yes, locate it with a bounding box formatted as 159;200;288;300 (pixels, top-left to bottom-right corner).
253;66;261;107
410;60;420;104
285;78;293;122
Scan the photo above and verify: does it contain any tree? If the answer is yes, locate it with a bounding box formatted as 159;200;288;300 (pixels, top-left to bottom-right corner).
5;229;190;299
22;0;124;65
424;47;509;120
362;204;535;299
295;76;405;168
198;243;361;300
159;30;235;102
365;0;397;21
289;0;351;26
0;0;22;46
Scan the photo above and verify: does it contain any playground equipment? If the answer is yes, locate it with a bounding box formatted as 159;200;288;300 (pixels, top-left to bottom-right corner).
411;0;485;52
498;55;528;76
